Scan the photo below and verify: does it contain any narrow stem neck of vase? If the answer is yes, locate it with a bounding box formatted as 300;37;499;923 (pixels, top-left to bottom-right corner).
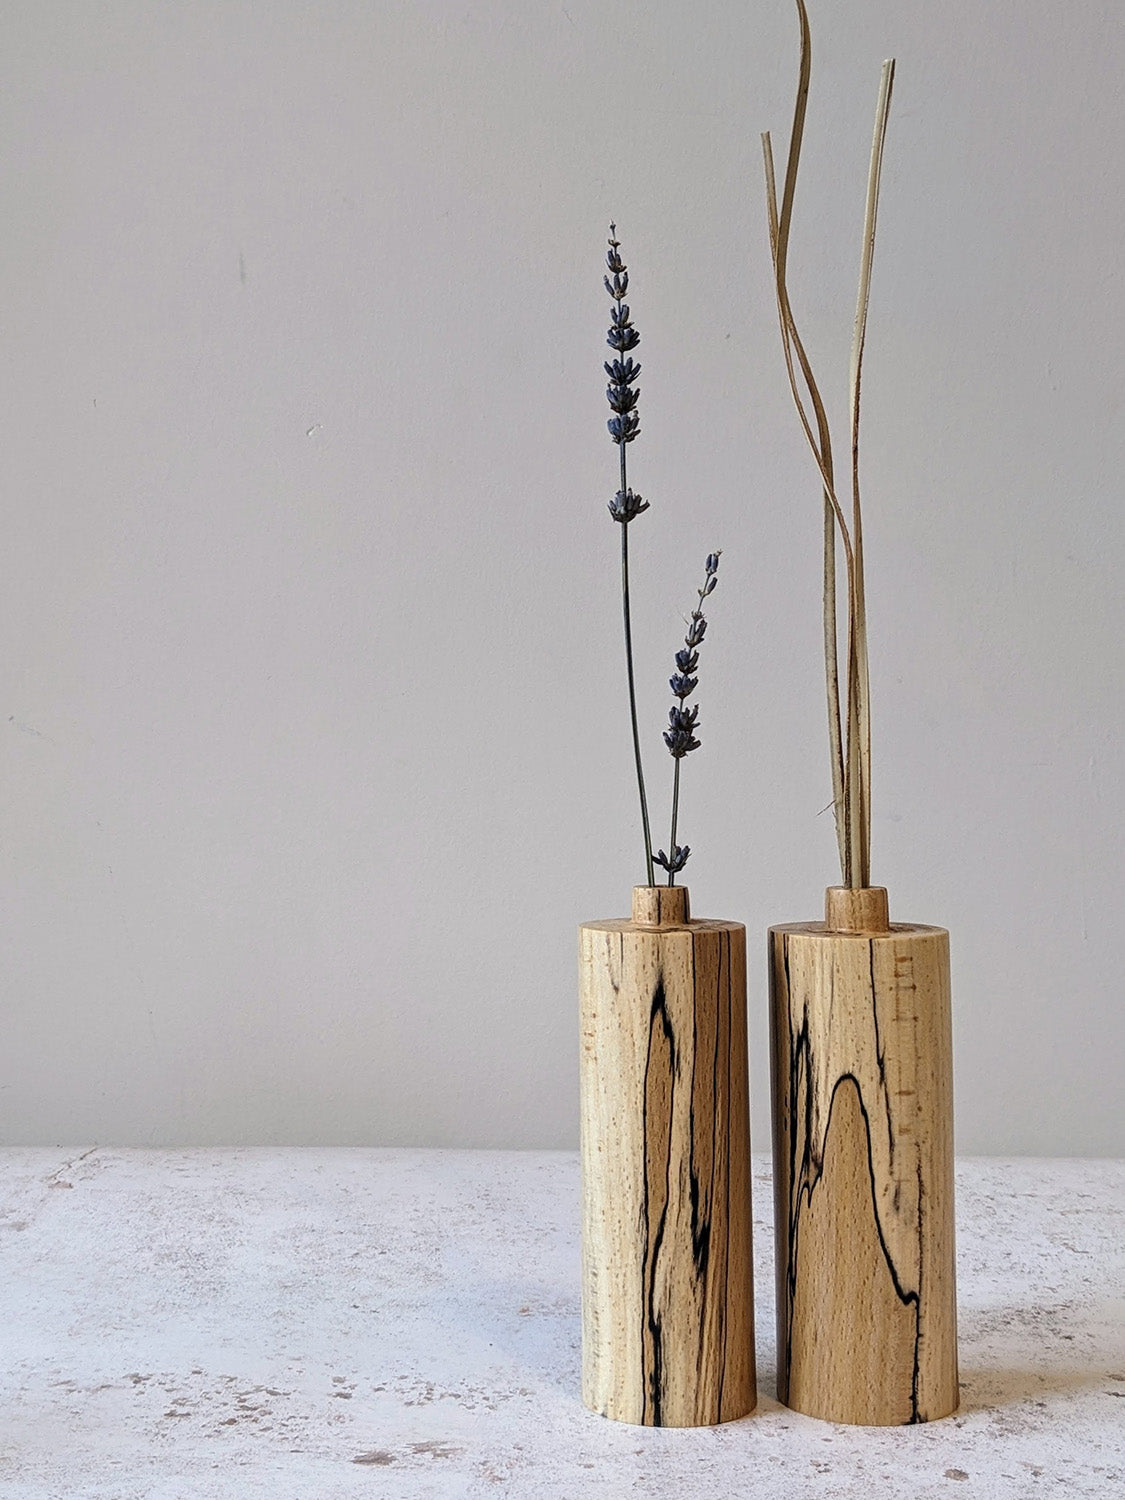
632;885;690;927
825;885;890;934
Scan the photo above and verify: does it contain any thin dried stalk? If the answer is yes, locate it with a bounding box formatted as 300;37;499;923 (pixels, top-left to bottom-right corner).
822;503;845;873
772;0;849;879
763;0;896;890
762;129;853;880
847;58;895;887
761;141;851;544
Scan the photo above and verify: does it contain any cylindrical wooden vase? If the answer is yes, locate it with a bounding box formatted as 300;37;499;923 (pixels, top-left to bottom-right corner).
579;885;756;1426
769;886;958;1425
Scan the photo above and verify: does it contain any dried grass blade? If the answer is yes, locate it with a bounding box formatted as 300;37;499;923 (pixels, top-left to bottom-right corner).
846;57;895;887
776;0;813;272
822;500;846;877
765;9;851;879
762;138;854;563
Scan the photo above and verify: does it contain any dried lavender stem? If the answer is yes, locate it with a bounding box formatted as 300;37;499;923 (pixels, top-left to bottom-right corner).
667;758;682;887
620;490;655;888
604;225;654;887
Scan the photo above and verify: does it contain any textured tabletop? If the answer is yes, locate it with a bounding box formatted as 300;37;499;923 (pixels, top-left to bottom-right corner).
0;1149;1122;1498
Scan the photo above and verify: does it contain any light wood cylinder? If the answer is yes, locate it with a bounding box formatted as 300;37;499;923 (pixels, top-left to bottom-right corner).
769;888;958;1425
579;886;756;1426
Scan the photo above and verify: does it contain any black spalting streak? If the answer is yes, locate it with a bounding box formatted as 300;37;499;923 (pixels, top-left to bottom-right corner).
642;972;677;1426
636;932;741;1424
639;967;655;1420
688;944;711;1284
610;931;623;996
684;940;714;1425
827;1073;919;1311
780;944;923;1423
716;928;731;1419
868;939;895;1164
781;933;812;1400
642;935;732;1425
808;1071;921;1422
911;1156;925;1422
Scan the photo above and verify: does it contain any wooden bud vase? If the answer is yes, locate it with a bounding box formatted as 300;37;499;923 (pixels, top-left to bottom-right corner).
579;885;756;1426
769;886;958;1425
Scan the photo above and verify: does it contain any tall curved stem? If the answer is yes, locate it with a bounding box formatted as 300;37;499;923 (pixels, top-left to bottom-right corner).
762;0;894;890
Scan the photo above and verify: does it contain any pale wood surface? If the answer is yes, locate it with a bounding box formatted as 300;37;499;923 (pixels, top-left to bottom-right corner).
825;883;889;933
769;909;957;1425
579;890;755;1425
630;885;691;928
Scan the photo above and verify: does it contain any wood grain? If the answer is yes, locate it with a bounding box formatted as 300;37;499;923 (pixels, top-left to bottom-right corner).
769;894;958;1425
579;887;756;1426
825;883;889;934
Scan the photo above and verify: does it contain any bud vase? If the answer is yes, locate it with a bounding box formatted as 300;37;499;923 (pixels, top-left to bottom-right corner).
579;885;756;1426
769;886;958;1425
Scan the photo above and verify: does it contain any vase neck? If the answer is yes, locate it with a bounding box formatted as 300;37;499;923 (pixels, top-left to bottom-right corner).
825;886;890;934
632;886;690;927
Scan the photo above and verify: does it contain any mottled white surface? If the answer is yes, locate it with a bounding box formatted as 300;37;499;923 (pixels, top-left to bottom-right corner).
0;1151;1121;1498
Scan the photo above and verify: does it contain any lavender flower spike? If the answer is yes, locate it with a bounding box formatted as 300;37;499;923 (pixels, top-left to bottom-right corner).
604;224;654;885
605;226;642;448
661;551;721;885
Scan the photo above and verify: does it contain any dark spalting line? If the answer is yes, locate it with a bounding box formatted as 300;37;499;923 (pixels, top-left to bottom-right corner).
781;933;812;1398
642;971;677;1426
610;931;623;996
825;1072;920;1313
638;963;654;1419
684;942;702;1422
868;942;889;1099
804;1070;922;1423
624;934;649;1254
867;938;897;1168
711;931;726;1418
717;928;732;1418
640;933;737;1425
684;939;713;1426
910;1156;925;1421
699;931;725;1420
780;934;798;1398
778;943;921;1419
688;942;711;1285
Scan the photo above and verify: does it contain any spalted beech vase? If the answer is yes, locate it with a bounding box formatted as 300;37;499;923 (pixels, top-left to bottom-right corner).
769;887;958;1425
579;886;756;1426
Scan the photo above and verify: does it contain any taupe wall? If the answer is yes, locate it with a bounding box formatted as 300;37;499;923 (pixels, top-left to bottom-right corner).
2;0;1122;1153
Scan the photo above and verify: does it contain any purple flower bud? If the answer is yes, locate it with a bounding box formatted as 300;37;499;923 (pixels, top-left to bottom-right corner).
608;488;649;524
654;845;691;874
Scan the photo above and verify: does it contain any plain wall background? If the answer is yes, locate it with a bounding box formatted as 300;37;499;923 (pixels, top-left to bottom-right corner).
1;0;1122;1155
